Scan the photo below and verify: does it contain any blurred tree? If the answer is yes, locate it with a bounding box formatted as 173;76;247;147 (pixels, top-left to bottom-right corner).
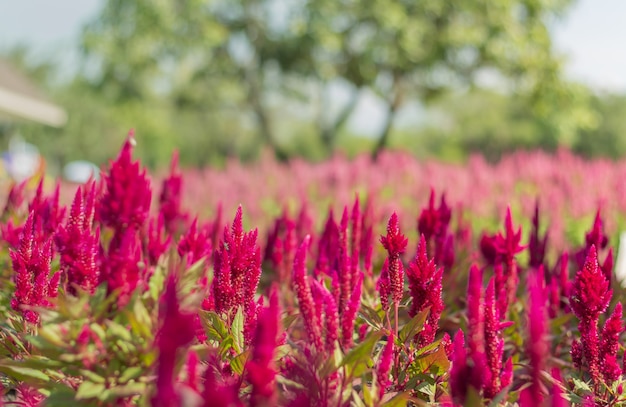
81;0;587;160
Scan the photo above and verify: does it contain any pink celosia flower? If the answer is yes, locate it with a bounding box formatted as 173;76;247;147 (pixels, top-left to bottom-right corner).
550;368;570;407
483;278;513;399
1;178;27;217
600;302;622;382
360;197;374;278
100;228;142;308
406;234;444;346
314;209;339;278
146;214;171;266
449;330;470;405
493;207;525;317
569;245;612;384
98;131;152;233
28;180;66;236
417;188;451;243
202;366;243;407
380;212;408;304
340;272;362;349
377;259;391;311
528;200;548;270
55;187;101;294
264;208;296;283
376;333;395;399
212;206;262;345
151;275;196;407
247;286;281;406
466;265;485;367
520;269;549;407
292;236;323;350
312;280;339;353
177;218;212;267
159;150;187;235
11;212;59;324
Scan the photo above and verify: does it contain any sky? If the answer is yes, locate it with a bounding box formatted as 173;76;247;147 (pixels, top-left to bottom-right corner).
1;0;625;135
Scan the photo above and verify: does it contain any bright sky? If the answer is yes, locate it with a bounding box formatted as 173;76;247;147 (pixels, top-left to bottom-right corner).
1;0;625;135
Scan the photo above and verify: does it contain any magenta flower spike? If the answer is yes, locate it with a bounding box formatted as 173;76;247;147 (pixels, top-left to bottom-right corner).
151;275;196;407
550;368;570;407
292;236;323;350
159;150;187;235
360;199;374;278
449;329;470;405
101;228;142;308
202;366;243;407
520;269;549;407
247;286;281;407
466;264;485;364
492;207;525;317
177;218;211;267
264;208;296;282
600;302;622;382
380;212;408;304
417;188;451;243
11;212;59;324
340;272;362;349
212;206;262;345
98;130;152;233
406;234;444;346
147;214;172;266
55;188;101;294
312;280;339;353
377;259;391;311
337;206;352;312
314;209;339;278
1;178;27;217
528;200;548;270
376;333;395;399
570;245;612;384
28;180;66;237
483;278;503;399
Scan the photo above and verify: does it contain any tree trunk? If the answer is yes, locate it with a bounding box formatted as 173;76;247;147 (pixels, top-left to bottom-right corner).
371;77;402;161
318;85;360;156
245;69;288;162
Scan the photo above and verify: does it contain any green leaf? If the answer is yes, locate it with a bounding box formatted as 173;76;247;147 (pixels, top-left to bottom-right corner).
352;389;368;407
399;308;429;344
463;387;483;407
487;385;511;407
414;345;450;376
0;364;51;383
119;366;144;383
76;381;106;400
44;385;80;406
124;307;152;340
382;392;411;407
105;320;133;341
230;350;251;376
202;311;229;342
79;369;106;384
572;377;593;393
276;375;306;391
362;382;373;406
358;304;384;329
37;325;67;348
149;264;167;302
231;307;245;353
340;331;383;378
103;382;147;399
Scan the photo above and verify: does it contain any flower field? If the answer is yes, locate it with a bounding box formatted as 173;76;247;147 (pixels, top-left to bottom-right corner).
1;131;626;406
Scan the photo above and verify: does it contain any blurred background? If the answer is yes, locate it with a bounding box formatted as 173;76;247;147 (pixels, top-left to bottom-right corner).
1;0;625;178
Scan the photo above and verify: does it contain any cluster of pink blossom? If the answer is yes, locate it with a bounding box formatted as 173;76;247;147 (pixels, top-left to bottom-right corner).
4;132;626;406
